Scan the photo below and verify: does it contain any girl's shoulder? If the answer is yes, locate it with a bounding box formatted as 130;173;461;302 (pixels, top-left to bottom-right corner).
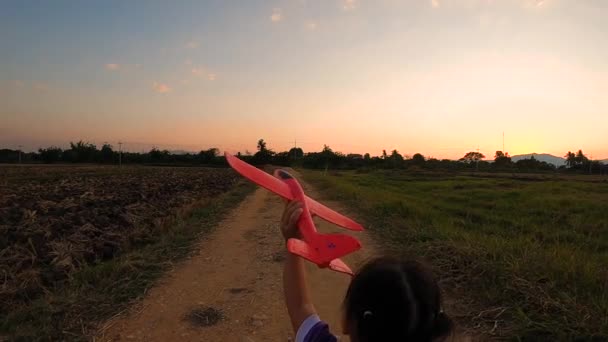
296;314;338;342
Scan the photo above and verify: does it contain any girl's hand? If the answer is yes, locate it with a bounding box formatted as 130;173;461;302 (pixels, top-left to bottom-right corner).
280;201;303;241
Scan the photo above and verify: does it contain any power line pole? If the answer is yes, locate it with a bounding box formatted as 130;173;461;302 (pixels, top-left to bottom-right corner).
17;145;22;164
476;146;480;171
118;141;123;168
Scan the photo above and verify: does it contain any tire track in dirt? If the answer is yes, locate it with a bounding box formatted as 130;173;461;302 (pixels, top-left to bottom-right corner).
99;173;376;341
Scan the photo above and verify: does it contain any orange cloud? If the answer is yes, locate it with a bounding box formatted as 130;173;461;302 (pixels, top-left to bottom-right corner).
271;8;282;22
192;67;216;80
305;20;318;31
152;82;171;93
105;63;120;71
186;41;199;49
191;67;206;76
33;82;49;92
524;0;549;9
342;0;356;11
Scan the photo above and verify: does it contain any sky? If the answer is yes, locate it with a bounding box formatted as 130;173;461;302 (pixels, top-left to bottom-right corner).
1;0;607;159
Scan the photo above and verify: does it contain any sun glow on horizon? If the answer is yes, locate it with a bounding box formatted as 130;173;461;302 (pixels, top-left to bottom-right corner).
1;1;607;159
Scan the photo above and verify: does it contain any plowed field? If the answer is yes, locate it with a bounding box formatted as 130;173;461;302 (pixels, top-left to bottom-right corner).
0;165;241;338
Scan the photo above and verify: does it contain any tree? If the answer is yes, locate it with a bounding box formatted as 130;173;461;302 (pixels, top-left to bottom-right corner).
39;147;63;164
100;143;115;163
575;149;588;166
460;151;485;163
199;148;219;164
253;138;275;164
257;139;267;153
494;150;512;167
412;153;425;166
363;153;371;161
564;151;576;168
381;150;388;160
387;150;404;168
0;149;19;163
321;145;341;169
68;140;98;163
390;150;403;161
515;156;555;171
288;147;304;159
564;150;588;169
149;148;169;162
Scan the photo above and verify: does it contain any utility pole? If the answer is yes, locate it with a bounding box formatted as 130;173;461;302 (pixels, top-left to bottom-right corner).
476;146;480;172
17;145;22;164
118;141;123;168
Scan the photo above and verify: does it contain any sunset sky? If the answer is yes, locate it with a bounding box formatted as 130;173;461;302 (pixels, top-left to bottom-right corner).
1;0;606;159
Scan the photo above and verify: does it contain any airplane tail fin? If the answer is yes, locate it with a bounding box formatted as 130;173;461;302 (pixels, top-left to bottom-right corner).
315;233;361;262
328;258;354;275
286;233;360;274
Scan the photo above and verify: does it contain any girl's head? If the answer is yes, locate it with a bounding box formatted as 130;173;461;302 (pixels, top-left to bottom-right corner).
343;257;453;342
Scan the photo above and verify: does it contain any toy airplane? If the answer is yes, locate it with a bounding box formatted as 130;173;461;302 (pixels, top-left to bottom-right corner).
225;152;363;275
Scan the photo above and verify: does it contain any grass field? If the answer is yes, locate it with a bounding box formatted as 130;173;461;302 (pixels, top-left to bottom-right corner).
302;169;608;340
0;165;254;340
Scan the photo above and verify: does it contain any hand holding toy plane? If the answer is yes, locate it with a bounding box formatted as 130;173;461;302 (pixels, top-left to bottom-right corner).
225;153;363;275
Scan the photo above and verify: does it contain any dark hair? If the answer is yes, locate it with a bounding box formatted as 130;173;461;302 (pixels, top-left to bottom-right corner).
343;257;453;342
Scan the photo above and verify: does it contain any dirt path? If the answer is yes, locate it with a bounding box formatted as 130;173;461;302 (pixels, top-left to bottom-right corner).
98;175;376;341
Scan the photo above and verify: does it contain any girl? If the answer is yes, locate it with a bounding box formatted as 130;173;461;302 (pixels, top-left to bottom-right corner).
281;201;454;342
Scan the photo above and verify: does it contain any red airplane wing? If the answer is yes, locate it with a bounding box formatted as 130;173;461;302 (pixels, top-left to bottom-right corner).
306;196;364;231
286;238;319;264
226;152;364;232
225;152;293;200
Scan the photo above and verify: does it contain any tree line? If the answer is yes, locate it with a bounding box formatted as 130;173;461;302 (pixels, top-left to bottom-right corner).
1;139;605;175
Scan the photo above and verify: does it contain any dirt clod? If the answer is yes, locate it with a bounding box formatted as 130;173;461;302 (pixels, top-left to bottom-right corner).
229;287;250;294
271;251;286;262
184;306;225;327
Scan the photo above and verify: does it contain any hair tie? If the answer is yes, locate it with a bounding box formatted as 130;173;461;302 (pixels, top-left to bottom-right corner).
363;310;373;319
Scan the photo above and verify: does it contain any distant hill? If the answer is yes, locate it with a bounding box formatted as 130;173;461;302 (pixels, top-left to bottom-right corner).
510;153;566;167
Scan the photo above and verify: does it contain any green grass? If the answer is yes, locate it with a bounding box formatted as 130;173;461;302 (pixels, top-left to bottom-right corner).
302;170;608;340
1;181;255;341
